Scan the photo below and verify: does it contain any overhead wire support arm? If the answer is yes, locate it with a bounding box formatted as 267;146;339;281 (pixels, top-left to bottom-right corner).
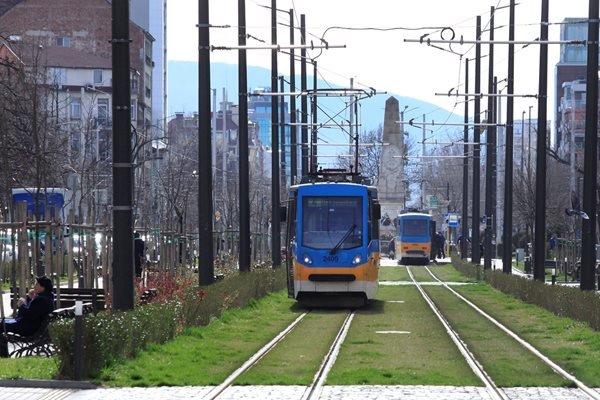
285;122;359;127
397;120;505;128
210;44;346;51
397;155;468;159
404;38;586;46
435;92;539;99
283;142;385;147
248;88;380;98
419;141;494;146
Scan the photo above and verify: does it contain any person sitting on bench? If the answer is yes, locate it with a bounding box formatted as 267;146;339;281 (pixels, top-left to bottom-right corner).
1;276;54;357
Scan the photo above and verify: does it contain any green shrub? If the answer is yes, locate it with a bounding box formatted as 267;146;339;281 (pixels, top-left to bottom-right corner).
451;254;600;331
50;266;286;379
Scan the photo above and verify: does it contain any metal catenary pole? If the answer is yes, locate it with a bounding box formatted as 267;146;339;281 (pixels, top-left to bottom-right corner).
111;0;134;310
580;0;599;290
198;0;215;285
280;75;287;192
472;16;482;264
502;0;515;274
271;0;281;268
461;58;469;259
534;0;549;282
289;10;297;186
238;0;250;272
484;7;495;270
300;15;308;177
492;77;498;259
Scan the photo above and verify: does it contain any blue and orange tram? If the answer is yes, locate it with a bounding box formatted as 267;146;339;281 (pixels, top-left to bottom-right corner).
282;178;381;307
394;212;433;265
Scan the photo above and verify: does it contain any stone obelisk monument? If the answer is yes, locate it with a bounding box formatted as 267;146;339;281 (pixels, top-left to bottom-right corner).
378;97;406;238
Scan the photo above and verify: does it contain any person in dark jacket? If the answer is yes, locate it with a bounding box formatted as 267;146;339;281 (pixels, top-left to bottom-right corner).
435;232;446;259
1;276;54;357
134;231;145;278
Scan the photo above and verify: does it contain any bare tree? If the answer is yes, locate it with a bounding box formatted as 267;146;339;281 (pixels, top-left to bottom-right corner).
337;125;413;185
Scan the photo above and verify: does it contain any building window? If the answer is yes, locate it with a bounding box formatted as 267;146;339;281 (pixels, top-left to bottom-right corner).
48;67;66;84
131;99;137;122
71;131;80;154
97;98;109;126
93;70;103;85
98;131;110;161
70;97;81;119
56;37;70;47
131;75;138;91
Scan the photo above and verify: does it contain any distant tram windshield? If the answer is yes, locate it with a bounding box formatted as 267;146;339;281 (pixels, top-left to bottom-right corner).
302;196;363;250
403;219;428;236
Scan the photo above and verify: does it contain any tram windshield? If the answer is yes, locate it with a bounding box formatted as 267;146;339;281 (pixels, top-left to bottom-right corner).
301;196;363;250
401;219;429;237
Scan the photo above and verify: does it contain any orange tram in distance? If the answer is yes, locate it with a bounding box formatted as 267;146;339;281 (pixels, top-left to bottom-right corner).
281;170;381;308
393;211;433;265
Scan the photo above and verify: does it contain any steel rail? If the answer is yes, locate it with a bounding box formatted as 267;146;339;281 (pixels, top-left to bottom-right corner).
302;310;355;400
204;312;309;400
424;266;600;400
407;267;509;400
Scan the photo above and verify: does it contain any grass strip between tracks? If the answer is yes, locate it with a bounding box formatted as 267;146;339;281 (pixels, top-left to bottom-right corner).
236;310;350;385
380;264;476;284
98;291;300;387
326;285;481;386
422;285;570;387
452;283;600;387
379;265;409;281
428;264;479;283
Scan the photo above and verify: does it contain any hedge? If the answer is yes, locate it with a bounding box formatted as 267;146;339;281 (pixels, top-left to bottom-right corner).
50;266;287;379
451;255;600;331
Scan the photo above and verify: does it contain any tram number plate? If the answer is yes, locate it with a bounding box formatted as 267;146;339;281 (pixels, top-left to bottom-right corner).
322;255;339;263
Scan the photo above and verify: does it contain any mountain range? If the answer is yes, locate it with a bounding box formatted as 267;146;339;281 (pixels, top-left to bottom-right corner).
167;61;465;144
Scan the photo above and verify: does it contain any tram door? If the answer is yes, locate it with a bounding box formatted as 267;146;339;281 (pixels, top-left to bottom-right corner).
282;194;297;298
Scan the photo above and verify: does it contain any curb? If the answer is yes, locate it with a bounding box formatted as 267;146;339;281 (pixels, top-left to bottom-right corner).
0;379;97;390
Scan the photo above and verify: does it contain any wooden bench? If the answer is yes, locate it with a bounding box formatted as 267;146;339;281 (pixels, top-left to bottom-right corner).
140;288;157;305
4;302;94;358
11;287;105;312
54;288;105;311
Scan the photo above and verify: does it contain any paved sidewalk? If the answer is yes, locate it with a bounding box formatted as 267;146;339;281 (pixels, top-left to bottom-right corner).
0;385;597;400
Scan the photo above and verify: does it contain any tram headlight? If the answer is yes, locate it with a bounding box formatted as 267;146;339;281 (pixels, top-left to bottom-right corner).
302;253;313;265
352;254;362;265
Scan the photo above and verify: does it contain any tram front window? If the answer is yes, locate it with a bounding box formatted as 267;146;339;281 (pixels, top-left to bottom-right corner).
402;219;428;236
302;196;363;250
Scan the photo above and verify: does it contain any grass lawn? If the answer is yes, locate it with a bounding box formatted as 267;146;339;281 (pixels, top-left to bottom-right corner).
406;266;437;282
0;357;58;380
98;291;301;387
4;264;600;389
379;266;408;281
453;283;600;387
236;310;349;385
327;285;481;386
422;285;570;387
427;264;478;283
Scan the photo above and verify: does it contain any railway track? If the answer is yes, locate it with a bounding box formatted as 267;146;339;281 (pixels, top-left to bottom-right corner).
203;263;600;400
406;265;600;400
202;312;309;400
406;266;509;400
203;309;355;400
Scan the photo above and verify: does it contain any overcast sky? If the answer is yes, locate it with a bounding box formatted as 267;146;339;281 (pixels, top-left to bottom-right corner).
167;0;593;126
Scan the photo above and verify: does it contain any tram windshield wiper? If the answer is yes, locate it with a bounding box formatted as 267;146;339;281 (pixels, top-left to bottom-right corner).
330;224;356;255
